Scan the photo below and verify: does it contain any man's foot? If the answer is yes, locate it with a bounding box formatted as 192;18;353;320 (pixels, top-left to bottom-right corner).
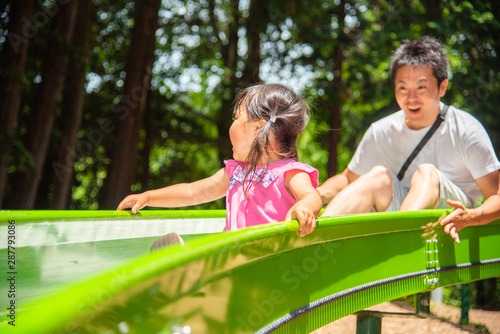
150;232;184;252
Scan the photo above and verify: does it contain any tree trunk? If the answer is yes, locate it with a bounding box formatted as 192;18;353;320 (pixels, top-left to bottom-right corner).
140;103;152;192
0;0;35;207
326;1;347;177
99;0;161;209
241;0;266;84
421;0;443;36
6;0;78;209
49;0;94;209
327;44;344;177
215;0;266;165
215;0;240;165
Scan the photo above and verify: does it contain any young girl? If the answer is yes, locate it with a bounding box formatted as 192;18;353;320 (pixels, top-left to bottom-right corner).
117;83;322;238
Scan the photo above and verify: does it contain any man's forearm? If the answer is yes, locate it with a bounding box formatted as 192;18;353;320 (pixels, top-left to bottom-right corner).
317;174;349;205
473;194;500;226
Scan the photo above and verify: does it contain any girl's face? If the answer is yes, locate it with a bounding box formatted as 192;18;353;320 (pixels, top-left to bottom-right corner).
229;106;261;162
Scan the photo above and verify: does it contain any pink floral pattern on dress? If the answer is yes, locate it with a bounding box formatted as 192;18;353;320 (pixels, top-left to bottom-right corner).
229;165;278;190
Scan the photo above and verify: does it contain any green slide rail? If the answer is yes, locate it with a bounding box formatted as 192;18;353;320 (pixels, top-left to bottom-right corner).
1;209;499;333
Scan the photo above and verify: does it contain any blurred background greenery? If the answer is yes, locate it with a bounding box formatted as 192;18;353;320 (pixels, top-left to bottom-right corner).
1;0;499;211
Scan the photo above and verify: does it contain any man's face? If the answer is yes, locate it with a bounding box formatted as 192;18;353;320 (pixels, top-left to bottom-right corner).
394;65;448;130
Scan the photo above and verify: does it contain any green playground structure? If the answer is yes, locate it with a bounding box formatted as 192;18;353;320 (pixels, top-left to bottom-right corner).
1;209;499;333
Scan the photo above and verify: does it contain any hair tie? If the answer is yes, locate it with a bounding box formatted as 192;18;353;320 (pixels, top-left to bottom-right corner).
269;115;277;124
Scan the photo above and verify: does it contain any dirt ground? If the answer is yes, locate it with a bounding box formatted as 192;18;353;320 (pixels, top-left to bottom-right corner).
313;301;500;334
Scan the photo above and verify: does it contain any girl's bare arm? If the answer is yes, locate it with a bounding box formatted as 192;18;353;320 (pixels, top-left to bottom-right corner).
285;170;323;237
117;167;229;213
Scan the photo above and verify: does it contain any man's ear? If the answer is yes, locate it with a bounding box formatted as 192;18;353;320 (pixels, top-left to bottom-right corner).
439;79;448;97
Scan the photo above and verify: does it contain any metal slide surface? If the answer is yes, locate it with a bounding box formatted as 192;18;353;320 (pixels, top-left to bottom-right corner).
0;209;499;333
0;210;226;300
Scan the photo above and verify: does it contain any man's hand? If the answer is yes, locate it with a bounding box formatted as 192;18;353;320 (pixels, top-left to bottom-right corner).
440;199;470;243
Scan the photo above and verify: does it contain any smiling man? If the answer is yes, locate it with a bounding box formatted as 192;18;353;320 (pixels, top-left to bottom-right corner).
317;36;500;243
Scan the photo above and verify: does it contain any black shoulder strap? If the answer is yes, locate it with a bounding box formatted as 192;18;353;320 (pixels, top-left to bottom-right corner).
397;104;449;181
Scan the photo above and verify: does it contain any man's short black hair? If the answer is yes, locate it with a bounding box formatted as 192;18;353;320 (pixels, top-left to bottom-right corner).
390;36;449;86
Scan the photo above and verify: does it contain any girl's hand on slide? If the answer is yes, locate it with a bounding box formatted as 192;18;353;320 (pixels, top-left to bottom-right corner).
286;205;317;237
116;194;149;214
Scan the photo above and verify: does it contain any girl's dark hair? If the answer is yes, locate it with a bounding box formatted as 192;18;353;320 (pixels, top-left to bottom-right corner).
233;83;309;185
390;36;449;86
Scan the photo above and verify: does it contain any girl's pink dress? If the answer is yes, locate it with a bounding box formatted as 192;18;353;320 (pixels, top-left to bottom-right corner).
224;158;319;231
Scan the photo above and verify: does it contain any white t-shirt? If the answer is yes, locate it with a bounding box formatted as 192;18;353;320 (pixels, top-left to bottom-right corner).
348;105;500;204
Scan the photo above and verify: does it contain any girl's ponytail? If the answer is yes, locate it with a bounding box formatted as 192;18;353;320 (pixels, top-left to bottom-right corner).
233;83;309;190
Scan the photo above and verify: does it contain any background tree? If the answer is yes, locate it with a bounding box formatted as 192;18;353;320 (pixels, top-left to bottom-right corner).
5;0;78;209
99;0;162;209
0;0;35;206
49;0;94;209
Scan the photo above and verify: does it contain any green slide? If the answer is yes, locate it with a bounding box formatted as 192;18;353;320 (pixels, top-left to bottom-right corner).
1;209;499;333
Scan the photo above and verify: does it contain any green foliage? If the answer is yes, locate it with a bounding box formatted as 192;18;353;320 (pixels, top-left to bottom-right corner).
1;0;499;210
443;278;500;310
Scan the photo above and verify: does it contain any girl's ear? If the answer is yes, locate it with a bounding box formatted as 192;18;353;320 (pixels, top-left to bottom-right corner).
253;119;267;132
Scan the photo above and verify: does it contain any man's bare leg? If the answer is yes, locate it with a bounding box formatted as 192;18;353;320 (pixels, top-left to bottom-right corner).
400;163;440;211
322;166;393;216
